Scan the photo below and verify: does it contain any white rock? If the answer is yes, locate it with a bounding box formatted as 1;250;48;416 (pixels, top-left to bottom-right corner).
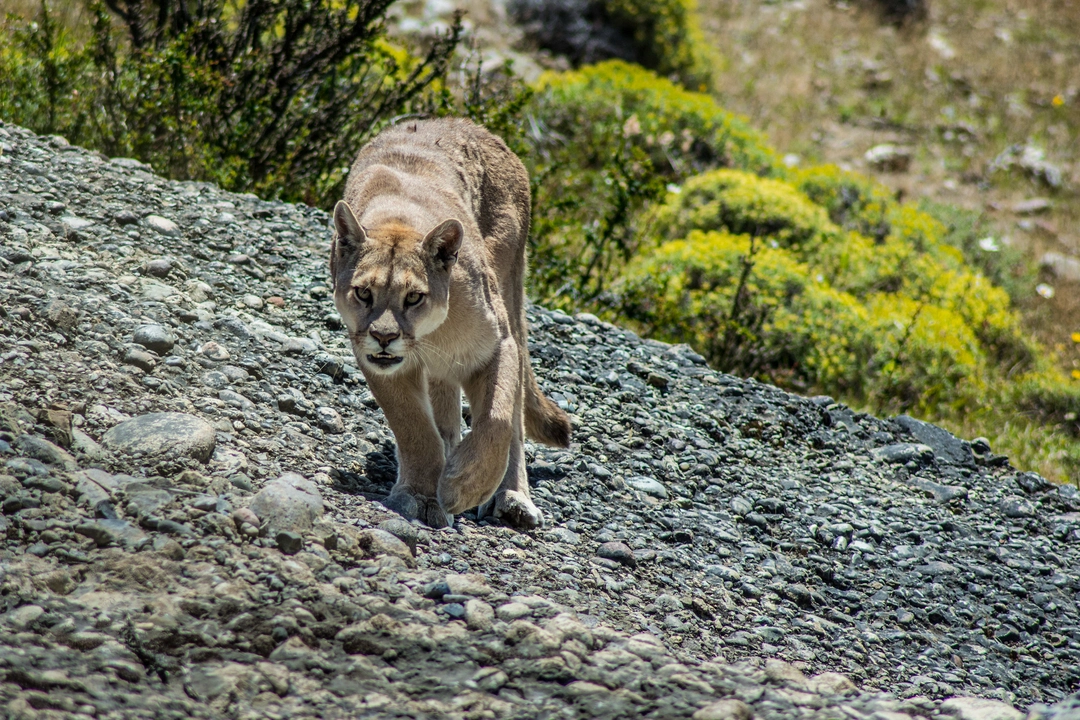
1040;252;1080;282
939;697;1023;720
144;214;180;237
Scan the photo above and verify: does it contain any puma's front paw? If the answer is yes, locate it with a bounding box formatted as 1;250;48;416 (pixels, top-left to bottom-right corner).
382;486;453;528
478;490;544;531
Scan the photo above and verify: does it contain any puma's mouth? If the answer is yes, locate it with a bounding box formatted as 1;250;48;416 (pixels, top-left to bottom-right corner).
366;353;404;368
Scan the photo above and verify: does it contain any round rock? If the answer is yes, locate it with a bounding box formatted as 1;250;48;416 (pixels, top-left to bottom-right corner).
101;412;216;462
143;258;173;278
132;324;176;355
596;540;637;567
314;407;344;434
248;472;324;537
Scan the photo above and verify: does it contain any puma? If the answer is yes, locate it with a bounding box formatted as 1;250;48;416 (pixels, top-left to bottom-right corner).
329;118;572;530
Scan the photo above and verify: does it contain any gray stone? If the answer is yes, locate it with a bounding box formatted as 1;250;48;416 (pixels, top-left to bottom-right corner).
71;429;105;461
999;496;1036;519
496;602;532;621
143;258;173;278
314;406;344;434
123;347;158;372
132;324;176;354
7;604;45;631
74;519;147;548
810;672;858;695
465;599;494;631
14;434;76;470
865;143;912;172
356;528;415;567
144;214;180;236
276;530;303;555
873;443;934;465
377;518;420;553
596;541;637;567
248;472;324;537
102;412;217;462
626;475;668;498
905;476;968;503
895;415;974;466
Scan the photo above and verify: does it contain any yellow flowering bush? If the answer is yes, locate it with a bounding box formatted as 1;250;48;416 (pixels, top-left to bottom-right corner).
651;170;837;250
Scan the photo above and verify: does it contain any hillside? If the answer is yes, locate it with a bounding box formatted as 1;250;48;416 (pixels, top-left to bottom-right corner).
2;124;1080;718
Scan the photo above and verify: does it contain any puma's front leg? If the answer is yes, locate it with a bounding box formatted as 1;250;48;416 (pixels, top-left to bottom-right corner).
478;350;543;530
368;370;453;528
437;338;518;514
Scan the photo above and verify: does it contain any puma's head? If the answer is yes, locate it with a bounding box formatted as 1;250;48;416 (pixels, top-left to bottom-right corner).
330;201;462;375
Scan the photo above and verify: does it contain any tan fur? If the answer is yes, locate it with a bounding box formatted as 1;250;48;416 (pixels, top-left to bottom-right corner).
330;118;572;530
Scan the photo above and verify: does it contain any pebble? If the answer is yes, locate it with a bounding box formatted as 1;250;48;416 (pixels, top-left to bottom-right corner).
143;258;173;278
198;341;231;361
939;697;1024;720
464;599;494;631
356;528;415;567
692;699;753;720
314;406;345;434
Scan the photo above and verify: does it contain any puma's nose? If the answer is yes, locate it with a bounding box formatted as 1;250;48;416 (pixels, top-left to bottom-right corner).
369;328;399;348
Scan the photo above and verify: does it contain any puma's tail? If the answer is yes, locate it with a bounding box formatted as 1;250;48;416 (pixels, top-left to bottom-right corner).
524;362;572;447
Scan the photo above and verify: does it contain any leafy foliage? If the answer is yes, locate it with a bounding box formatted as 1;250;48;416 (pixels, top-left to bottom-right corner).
524;60;774;305
0;0;461;206
509;0;715;89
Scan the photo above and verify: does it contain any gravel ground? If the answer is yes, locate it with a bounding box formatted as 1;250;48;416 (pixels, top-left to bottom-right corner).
1;122;1079;720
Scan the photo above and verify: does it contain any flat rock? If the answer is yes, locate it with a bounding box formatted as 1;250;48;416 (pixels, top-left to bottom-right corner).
626;475;668;498
102;412;216;462
14;434;76;470
693;698;753;720
939;697;1023;720
895;415;974;466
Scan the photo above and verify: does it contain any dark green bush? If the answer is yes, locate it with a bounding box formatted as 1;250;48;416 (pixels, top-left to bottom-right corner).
0;0;462;206
509;0;715;90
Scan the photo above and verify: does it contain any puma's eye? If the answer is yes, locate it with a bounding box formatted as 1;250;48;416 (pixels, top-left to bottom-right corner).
354;287;372;304
404;291;424;307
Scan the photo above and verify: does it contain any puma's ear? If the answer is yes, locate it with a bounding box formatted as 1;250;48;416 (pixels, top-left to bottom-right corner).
333;201;366;250
424;218;463;270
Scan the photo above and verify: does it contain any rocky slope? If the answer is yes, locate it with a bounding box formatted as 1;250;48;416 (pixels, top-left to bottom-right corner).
1;122;1079;720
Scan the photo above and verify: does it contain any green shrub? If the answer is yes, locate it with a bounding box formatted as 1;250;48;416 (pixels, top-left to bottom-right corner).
792;164;892;242
600;0;716;90
0;0;462;207
531;61;775;179
525;61;775;304
613;231;876;394
651;169;838;250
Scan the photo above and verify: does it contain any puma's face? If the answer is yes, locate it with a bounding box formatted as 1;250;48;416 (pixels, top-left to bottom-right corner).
331;203;462;376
